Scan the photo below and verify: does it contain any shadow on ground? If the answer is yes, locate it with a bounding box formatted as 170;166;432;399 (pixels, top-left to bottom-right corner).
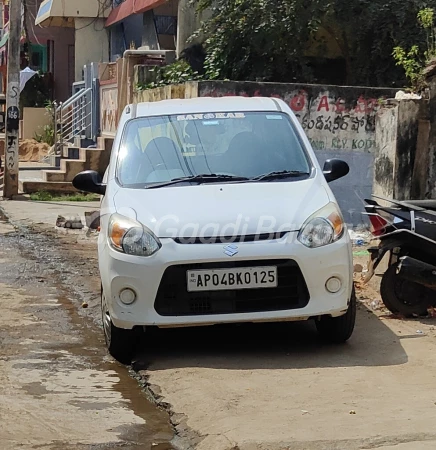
132;302;408;372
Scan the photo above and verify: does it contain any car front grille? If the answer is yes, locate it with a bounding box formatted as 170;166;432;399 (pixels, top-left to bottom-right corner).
172;232;288;244
154;259;310;316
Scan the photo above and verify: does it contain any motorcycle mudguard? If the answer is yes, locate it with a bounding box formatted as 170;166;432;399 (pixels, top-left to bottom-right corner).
363;239;403;284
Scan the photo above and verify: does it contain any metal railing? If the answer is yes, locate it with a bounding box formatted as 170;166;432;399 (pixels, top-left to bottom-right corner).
39;62;100;165
53;87;93;156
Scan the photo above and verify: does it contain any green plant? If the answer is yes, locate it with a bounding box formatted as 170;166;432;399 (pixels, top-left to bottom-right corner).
30;191;100;202
34;101;55;146
392;45;424;90
34;124;55;146
137;60;202;91
418;8;436;60
193;0;435;87
392;8;436;91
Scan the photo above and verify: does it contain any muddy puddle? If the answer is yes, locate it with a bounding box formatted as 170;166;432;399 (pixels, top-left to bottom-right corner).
0;213;175;449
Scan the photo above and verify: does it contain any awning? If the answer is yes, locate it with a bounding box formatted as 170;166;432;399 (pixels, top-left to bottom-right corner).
105;0;166;27
36;0;110;28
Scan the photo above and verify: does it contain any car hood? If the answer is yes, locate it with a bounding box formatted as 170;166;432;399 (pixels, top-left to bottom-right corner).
113;179;331;239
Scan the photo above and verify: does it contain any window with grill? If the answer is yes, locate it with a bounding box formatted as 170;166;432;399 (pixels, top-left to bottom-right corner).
154;15;177;35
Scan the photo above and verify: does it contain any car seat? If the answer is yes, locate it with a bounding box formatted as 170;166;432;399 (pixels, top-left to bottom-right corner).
225;131;267;178
144;137;186;183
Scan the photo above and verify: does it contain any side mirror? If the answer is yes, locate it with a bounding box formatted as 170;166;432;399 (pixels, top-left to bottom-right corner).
323;159;349;183
72;170;106;195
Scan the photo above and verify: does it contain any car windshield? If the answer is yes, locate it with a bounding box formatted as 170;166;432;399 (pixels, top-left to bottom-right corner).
116;111;312;188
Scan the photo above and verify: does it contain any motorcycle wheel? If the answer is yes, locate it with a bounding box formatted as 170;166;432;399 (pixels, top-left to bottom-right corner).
380;264;431;317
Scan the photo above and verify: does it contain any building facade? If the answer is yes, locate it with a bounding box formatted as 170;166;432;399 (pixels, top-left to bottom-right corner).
106;0;178;60
0;0;75;101
36;0;111;83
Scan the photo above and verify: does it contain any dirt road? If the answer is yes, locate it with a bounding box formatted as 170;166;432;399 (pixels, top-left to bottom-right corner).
0;214;174;449
2;207;436;449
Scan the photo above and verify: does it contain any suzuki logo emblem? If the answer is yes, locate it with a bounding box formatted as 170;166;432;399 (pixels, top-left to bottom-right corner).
223;244;238;257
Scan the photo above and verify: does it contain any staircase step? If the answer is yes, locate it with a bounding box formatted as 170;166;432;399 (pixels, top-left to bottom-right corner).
74;137;95;149
20;180;77;194
79;148;87;161
60;158;87;172
43;170;68;182
79;148;106;169
62;146;80;159
44;159;87;182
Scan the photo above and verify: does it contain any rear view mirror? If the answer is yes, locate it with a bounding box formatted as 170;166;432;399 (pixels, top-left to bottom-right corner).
72;170;106;195
323;159;349;183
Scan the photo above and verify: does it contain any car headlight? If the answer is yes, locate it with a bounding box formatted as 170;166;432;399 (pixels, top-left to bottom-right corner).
108;213;161;256
298;203;345;248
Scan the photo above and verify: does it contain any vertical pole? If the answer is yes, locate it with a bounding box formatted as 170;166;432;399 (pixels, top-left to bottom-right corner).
3;0;21;199
59;102;63;150
53;101;58;156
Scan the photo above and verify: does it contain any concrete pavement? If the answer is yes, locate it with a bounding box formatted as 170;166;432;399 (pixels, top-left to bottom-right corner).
0;198;101;229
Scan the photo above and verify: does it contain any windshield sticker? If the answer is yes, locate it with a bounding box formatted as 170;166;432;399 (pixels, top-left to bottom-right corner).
177;112;246;121
266;115;283;120
202;120;220;126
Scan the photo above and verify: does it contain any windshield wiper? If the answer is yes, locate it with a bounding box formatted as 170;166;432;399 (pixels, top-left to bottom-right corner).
251;170;310;182
146;174;250;189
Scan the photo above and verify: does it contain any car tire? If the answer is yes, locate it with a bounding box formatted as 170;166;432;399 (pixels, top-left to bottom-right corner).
101;288;137;365
316;287;356;343
380;264;430;317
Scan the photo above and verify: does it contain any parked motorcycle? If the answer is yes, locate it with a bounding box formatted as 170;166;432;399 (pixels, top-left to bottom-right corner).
363;196;436;316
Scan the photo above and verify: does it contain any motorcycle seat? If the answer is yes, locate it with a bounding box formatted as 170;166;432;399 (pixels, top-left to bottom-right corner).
402;200;436;211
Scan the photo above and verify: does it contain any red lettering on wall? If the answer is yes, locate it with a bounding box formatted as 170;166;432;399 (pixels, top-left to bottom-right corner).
290;92;306;111
366;98;377;113
335;98;346;113
317;95;330;112
354;96;367;113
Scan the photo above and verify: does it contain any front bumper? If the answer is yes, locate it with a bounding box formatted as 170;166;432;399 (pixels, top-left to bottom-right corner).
99;233;353;329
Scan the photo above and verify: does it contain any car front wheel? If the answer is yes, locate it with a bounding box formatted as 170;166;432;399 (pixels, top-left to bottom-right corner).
101;289;137;364
315;287;356;343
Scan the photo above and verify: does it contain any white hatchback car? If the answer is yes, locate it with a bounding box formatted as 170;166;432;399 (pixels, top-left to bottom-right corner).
74;97;355;363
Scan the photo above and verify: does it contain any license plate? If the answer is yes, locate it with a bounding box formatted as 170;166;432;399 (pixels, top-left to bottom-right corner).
186;266;278;292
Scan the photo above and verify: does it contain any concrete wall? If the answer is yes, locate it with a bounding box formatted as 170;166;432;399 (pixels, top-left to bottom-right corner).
75;18;109;82
198;81;397;151
396;100;421;200
427;75;436;198
130;78;400;226
176;0;212;56
374;99;422;201
411;118;431;199
22;107;51;140
197;81;398;226
100;82;118;136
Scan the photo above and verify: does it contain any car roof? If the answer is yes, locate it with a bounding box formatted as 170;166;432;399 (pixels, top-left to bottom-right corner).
133;96;281;118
